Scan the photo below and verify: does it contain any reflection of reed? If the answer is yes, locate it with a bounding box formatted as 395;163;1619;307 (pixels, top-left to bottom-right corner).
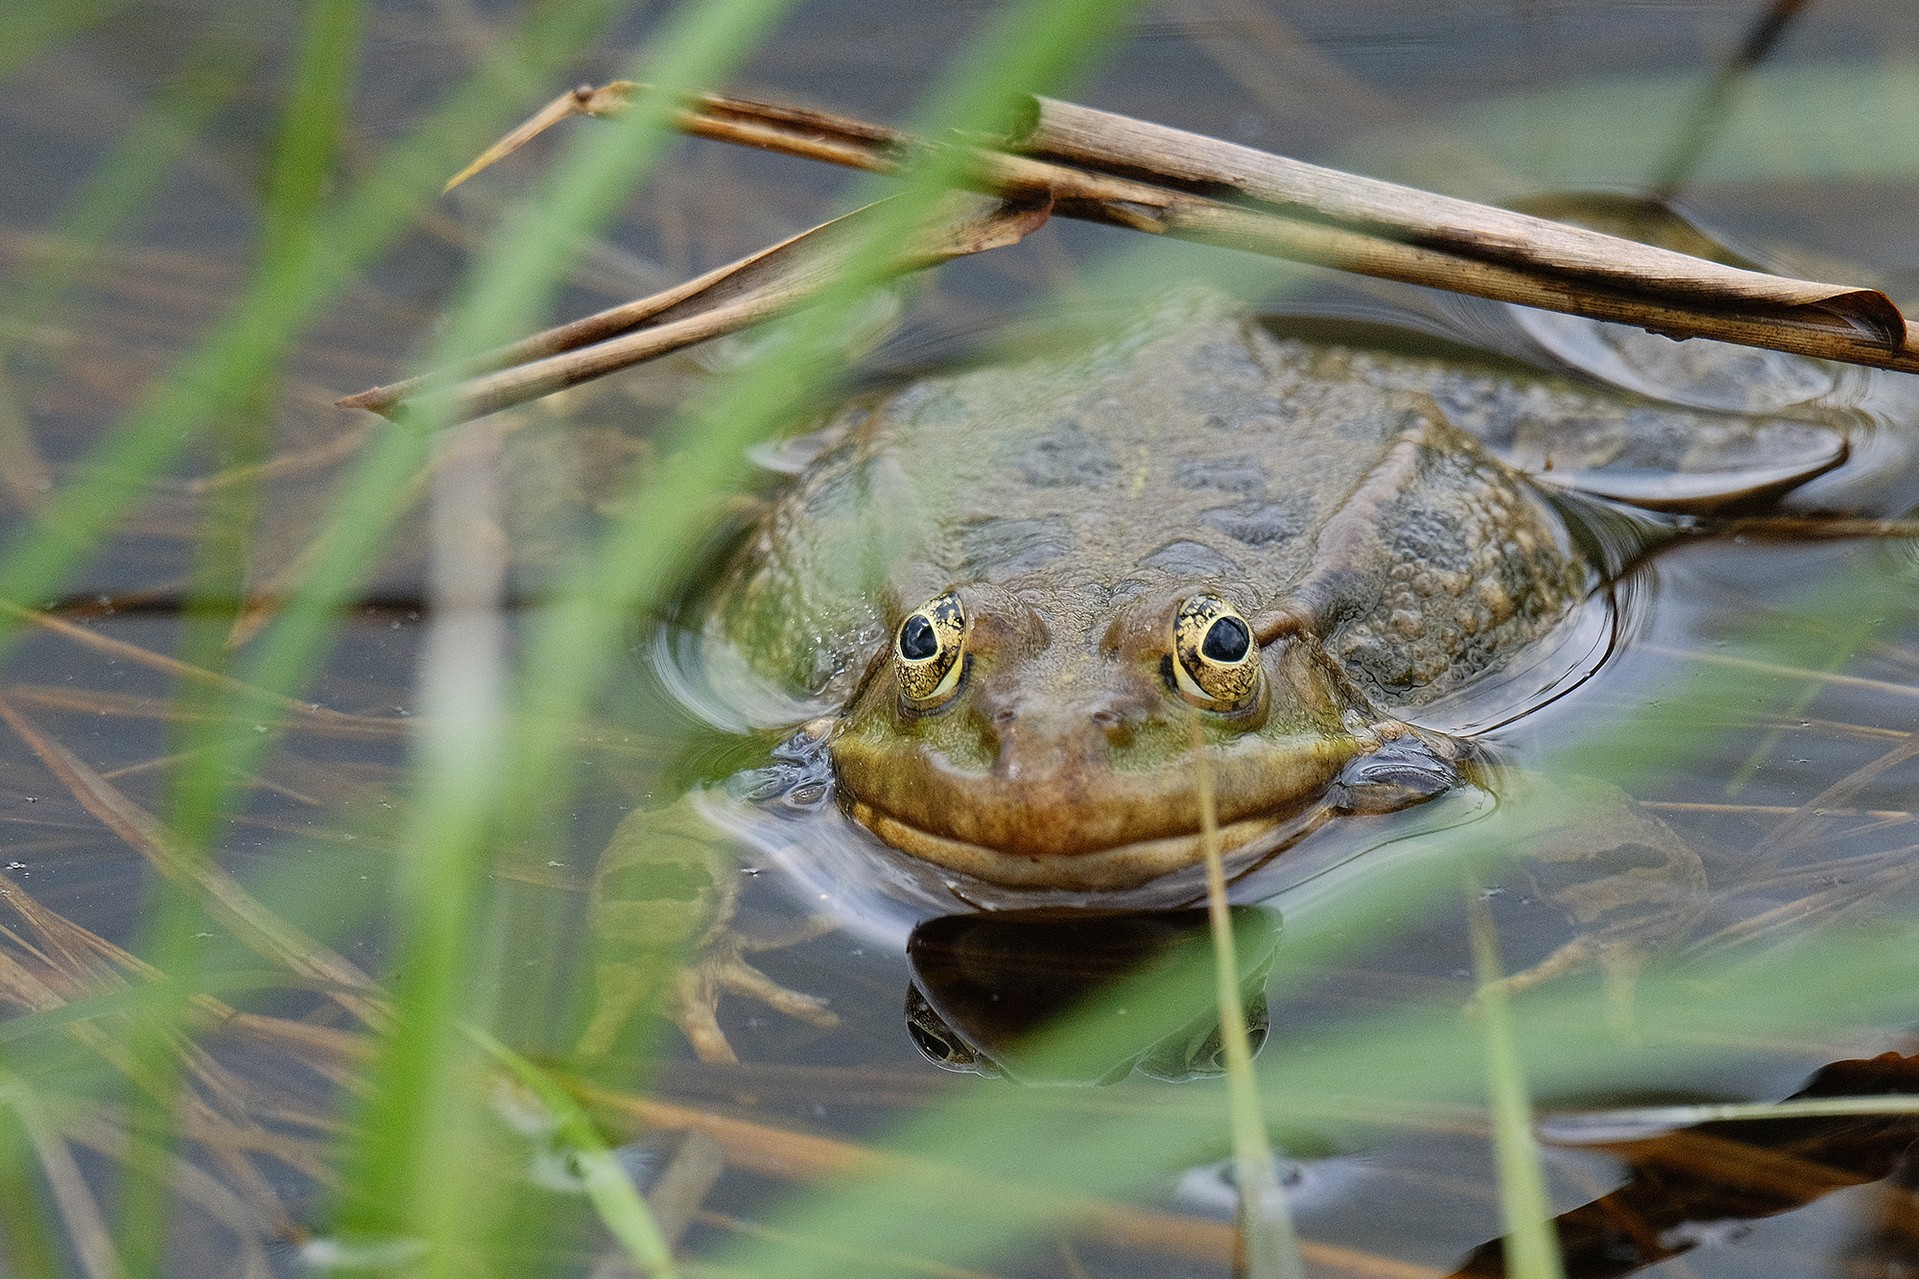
1651;0;1815;200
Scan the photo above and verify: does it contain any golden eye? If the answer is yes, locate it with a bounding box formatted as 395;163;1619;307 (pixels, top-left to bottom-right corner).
1170;595;1261;711
895;592;967;709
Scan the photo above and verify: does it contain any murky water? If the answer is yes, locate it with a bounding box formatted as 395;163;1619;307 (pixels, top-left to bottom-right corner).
4;2;1919;1276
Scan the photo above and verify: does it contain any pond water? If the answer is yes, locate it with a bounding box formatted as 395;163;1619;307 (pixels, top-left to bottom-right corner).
3;2;1919;1277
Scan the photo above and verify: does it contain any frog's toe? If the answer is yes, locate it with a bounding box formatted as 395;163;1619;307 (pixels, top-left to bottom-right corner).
580;946;835;1063
576;980;650;1058
1468;935;1649;1038
668;949;838;1064
738;912;838;953
672;968;742;1065
714;957;840;1028
1477;934;1605;1001
1327;733;1462;814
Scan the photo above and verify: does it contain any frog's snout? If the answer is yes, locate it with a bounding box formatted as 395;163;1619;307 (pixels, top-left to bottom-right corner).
976;688;1145;783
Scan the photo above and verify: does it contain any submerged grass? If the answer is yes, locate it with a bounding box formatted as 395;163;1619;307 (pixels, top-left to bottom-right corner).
2;3;1919;1278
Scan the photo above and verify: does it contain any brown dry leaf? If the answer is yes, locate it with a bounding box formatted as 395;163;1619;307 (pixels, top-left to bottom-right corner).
341;190;1050;421
387;81;1919;419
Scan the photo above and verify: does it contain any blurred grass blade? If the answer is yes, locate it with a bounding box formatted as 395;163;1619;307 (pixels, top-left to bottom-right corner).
0;0;131;81
260;0;365;264
1192;717;1301;1279
127;2;370;1268
1650;0;1812;196
477;1030;680;1279
12;5;1919;1278
0;14;258;360
0;5;642;1276
1469;890;1565;1279
333;0;806;1266
6;1084;122;1279
0;1084;66;1279
0;0;631;647
501;0;1141;894
341;191;1050;420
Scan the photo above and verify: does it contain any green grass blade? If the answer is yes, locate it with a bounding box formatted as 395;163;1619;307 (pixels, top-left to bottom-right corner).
0;19;258;359
503;0;1144;858
1469;891;1566;1279
0;5;647;1275
0;1086;64;1279
0;0;131;81
475;1029;680;1279
0;0;630;641
332;0;808;1266
1194;718;1302;1279
113;8;371;1269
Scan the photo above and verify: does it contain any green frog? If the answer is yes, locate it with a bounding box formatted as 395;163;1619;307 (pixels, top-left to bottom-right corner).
704;289;1844;877
585;286;1852;1060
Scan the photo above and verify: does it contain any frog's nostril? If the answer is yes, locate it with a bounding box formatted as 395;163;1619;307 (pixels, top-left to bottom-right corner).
1090;706;1137;747
992;708;1017;727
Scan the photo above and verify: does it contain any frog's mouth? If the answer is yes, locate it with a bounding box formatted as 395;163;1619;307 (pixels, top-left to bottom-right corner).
828;713;1458;892
844;799;1296;892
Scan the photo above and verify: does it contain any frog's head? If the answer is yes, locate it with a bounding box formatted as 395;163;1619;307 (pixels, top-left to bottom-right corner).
830;583;1403;890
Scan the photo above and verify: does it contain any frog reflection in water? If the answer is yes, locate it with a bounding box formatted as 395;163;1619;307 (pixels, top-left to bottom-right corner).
583;288;1849;1062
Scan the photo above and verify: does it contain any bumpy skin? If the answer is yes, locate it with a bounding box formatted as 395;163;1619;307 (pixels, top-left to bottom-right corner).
704;292;1594;889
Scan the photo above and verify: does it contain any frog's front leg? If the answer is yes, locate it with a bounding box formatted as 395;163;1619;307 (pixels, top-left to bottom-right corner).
1476;776;1706;1016
578;800;838;1065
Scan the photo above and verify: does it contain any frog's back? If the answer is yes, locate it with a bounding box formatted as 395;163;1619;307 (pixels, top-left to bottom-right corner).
712;292;1580;708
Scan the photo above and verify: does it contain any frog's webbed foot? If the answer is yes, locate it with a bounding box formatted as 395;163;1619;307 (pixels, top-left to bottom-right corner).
1467;776;1707;1034
668;931;841;1065
579;802;839;1065
1470;934;1652;1038
737;908;839;954
580;912;843;1068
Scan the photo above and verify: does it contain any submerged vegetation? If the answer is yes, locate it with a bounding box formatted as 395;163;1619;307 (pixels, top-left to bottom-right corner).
1;2;1918;1277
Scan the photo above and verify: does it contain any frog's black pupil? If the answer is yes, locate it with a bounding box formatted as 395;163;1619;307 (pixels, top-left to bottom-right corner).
1201;615;1250;663
900;614;939;661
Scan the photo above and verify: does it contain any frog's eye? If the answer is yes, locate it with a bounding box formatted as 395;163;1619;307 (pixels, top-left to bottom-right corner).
1170;595;1261;711
895;592;967;710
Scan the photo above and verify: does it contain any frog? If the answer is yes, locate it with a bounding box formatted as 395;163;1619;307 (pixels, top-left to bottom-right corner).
585;285;1854;1061
705;288;1844;877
